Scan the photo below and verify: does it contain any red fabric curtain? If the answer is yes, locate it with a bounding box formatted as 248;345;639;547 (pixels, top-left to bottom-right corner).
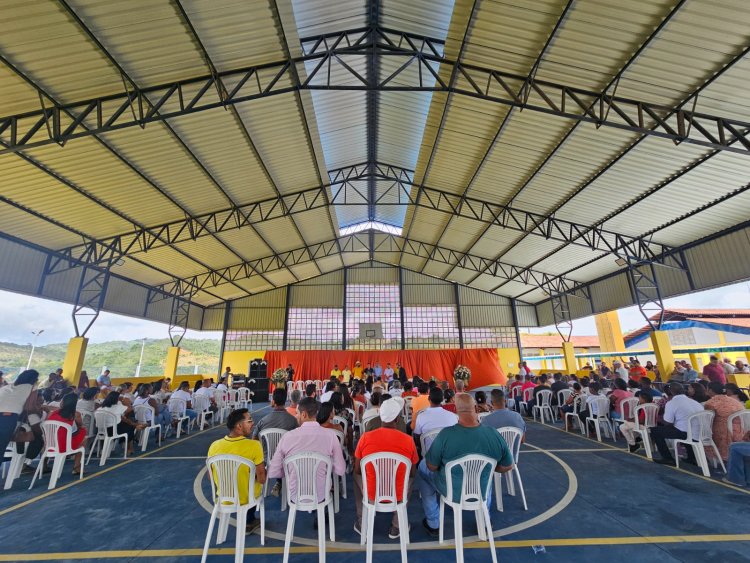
264;348;507;388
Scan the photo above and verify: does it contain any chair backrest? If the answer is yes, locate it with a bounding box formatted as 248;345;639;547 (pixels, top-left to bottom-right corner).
634;403;659;430
193;394;211;413
588;396;609;417
226;389;239;404
510;385;521;399
496;426;523;463
40;420;73;454
94;410;119;436
77;408;96;436
568;394;583;414
259;428;288;462
477;412;491;423
168;397;187;417
332;415;348;435
728;410;750;439
685;410;714;442
282;452;332;509
237;387;251;401
354;402;365;423
331;429;346;453
522;387;534;401
537;389;552;406
620;397;639;421
420;428;441;453
361;412;380;433
205;453;258;510
214;389;227;407
444;454;496;507
360;452;412;509
557;389;572;406
133;404;156;427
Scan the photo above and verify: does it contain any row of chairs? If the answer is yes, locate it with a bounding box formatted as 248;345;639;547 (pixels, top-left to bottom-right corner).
202;425;528;563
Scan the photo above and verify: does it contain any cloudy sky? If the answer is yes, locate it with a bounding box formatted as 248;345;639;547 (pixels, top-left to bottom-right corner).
0;281;748;346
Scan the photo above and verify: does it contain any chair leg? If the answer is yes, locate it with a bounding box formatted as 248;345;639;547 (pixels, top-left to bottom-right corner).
235;509;246;563
475;509;486;541
283;507;296;563
217;512;230;544
327;501;335;542
365;504;375;563
438;498;445;544
360;505;367;545
453;506;464;563
200;507;219;563
642;432;653;459
317;507;327;563
398;506;409;563
493;472;503;512
694;443;710;477
514;466;528;510
482;503;498;563
49;455;65;490
260;499;266;546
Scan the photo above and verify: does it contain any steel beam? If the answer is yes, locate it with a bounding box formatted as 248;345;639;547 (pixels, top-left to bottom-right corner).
3;27;750;156
156;231;580;295
54;160;676;271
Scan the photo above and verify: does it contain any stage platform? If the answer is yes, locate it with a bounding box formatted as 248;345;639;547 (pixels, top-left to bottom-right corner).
1;403;748;563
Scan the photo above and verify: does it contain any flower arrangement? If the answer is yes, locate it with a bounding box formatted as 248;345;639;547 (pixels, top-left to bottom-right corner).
271;368;288;388
453;365;471;384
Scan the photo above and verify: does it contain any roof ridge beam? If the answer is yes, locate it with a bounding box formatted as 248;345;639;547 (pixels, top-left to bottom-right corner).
156;231;577;294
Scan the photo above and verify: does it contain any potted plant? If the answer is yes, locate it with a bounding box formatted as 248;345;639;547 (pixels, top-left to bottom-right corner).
453;365;471;388
271;368;287;389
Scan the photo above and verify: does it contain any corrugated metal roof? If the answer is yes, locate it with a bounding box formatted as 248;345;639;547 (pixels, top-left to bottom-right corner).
2;0;750;329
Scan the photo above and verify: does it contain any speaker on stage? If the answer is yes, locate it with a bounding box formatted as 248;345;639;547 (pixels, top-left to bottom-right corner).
248;376;269;403
249;359;268;379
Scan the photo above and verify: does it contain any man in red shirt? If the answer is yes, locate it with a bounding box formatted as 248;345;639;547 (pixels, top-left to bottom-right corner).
628;360;647;383
702;355;726;384
354;398;418;540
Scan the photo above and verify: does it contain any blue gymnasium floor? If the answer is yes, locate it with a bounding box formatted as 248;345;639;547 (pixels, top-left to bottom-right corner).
1;403;749;563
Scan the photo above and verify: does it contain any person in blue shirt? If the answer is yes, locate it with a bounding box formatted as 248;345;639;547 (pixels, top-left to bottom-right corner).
638;376;662;397
417;393;513;537
481;389;526;437
373;362;383;380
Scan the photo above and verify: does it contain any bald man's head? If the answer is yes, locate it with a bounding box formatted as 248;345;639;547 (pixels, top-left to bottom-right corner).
455;393;475;413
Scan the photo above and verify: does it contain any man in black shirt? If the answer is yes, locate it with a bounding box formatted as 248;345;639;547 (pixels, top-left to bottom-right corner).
286;364;295;382
550;373;568;407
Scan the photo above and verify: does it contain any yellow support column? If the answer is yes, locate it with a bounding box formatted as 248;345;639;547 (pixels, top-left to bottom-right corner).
165;346;180;379
745;351;750;365
595;311;626;352
689;353;701;370
650;331;674;380
62;337;88;388
577;348;589;369
562;341;577;375
540;349;547;371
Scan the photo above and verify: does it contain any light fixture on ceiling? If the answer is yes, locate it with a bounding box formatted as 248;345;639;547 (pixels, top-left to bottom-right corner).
339;221;402;236
114;258;126;266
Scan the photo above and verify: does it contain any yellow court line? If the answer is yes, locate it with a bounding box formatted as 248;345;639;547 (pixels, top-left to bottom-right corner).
0;405;271;519
534;420;750;496
2;534;750;560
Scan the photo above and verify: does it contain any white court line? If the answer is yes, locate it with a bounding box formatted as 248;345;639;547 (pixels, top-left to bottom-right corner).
522;448;625;453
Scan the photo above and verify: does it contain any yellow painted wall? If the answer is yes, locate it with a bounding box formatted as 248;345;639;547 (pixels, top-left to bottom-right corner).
222;350;265;376
496;348;520;384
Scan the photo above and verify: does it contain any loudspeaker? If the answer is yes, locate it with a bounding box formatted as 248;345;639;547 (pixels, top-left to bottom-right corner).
248;377;269;403
249;359;268;379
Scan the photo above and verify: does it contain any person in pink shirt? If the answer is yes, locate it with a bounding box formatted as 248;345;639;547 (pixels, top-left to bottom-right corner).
514;375;537;411
268;397;346;504
609;377;634;421
702;356;727;385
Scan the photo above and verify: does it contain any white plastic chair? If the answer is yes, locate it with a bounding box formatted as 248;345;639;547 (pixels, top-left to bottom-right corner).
193;394;214;429
214;390;231;424
259;428;288;510
281;452;335;563
438;454;497;563
3;441;27;490
419;428;441;454
532;390;554;424
87;410;127;466
331;428;348;512
29;420;85;490
564;395;584;433
518;387;534;416
226;389;240;410
200;454;265;563
403;396;413;425
477;412;491;423
556;389;572;419
168;397;193;439
493;426;527;512
333;415;349;437
361;412;380;434
134;404;162;452
674;411;726;477
631;403;659;459
359;453;412;563
585;396;615;442
237;387;253;411
727;410;750;444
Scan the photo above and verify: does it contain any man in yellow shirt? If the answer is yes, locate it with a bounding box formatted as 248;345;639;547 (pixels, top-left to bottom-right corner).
207;408;266;534
331;364;342;379
352;361;363;380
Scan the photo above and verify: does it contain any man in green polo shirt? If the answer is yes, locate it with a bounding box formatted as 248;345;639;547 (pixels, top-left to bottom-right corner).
416;394;513;537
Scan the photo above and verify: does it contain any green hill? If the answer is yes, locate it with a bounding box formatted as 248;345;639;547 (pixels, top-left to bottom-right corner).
0;338;221;378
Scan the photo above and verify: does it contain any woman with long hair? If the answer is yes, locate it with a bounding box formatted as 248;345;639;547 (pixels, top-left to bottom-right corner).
688;382;708;403
704;382;745;461
48;393;87;474
0;370;40;456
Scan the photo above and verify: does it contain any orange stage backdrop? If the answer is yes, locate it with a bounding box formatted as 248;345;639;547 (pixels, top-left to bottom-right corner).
264;348;506;388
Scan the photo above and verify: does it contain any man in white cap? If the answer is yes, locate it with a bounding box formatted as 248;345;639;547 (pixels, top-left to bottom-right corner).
353;397;418;540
